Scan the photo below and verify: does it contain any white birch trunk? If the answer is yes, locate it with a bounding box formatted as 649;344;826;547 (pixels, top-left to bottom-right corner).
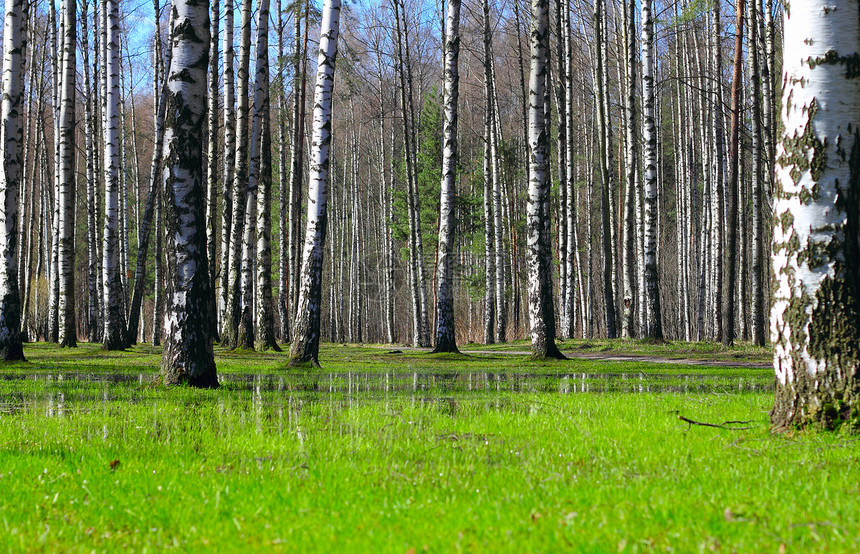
160;0;217;387
289;0;340;366
771;0;860;430
206;0;220;341
432;0;460;353
0;0;28;360
237;0;271;350
640;0;662;340
219;0;235;330
57;0;77;347
253;0;279;352
101;0;125;349
526;0;563;359
222;0;252;348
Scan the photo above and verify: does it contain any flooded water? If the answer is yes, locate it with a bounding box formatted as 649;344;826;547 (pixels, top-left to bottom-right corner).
0;370;771;415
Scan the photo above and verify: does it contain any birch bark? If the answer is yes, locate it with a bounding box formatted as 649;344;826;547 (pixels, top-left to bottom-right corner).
771;0;860;430
102;0;126;349
219;0;235;329
289;0;341;367
0;0;29;360
640;0;662;339
432;0;460;354
160;0;217;387
253;0;280;352
222;0;252;348
57;0;77;348
722;0;743;346
526;0;563;359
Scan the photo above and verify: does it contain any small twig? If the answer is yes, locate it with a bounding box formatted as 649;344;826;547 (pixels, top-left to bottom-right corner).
678;415;757;431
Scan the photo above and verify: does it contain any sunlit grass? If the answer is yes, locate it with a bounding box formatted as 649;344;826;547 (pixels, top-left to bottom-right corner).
1;342;854;551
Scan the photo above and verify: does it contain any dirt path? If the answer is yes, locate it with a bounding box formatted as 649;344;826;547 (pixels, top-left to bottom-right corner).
372;346;771;369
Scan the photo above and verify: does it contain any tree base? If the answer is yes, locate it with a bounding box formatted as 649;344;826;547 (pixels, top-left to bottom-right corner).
0;343;26;361
256;340;282;353
431;340;460;354
288;356;321;369
530;341;567;361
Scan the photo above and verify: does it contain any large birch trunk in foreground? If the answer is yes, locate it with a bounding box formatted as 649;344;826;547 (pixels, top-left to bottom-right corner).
57;0;77;348
432;0;460;354
289;0;341;367
771;0;860;430
0;0;28;360
160;0;217;387
526;0;563;360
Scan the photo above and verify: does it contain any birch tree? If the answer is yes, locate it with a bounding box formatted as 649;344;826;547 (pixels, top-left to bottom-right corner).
102;0;125;349
432;0;460;354
160;0;217;387
222;0;252;348
0;0;28;360
219;0;235;329
206;0;220;341
526;0;563;360
289;0;341;367
640;0;662;340
771;0;860;430
57;0;77;347
236;0;271;349
721;0;743;346
253;0;279;351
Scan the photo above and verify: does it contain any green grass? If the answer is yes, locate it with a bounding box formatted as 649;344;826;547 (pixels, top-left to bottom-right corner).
1;342;856;552
0;341;772;378
462;337;773;362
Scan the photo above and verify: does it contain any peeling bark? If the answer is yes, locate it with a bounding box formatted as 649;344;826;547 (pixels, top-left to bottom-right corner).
160;0;217;388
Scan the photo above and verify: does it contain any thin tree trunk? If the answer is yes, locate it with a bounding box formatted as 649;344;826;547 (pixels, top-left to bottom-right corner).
526;0;564;359
289;0;341;367
620;0;637;339
722;0;743;346
749;0;766;346
222;0;252;348
57;0;77;347
101;0;125;349
219;0;235;331
596;0;618;339
253;0;279;352
640;0;662;340
432;0;460;353
206;0;220;342
276;0;290;342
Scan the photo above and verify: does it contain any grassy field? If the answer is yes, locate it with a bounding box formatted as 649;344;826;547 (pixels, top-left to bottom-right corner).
1;341;857;552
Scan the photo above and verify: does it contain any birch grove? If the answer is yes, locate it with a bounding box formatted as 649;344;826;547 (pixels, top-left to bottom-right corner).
7;0;856;428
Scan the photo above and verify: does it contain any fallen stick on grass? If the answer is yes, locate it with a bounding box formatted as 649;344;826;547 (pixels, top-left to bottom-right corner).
678;415;756;431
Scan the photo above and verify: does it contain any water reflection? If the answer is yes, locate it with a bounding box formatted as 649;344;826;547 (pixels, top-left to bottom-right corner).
0;370;770;422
